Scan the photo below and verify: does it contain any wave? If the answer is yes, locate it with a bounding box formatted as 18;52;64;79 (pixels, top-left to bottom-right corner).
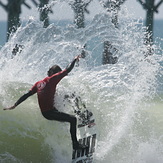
0;8;163;163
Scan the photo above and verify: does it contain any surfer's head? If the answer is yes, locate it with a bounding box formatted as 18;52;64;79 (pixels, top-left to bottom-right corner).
47;65;62;76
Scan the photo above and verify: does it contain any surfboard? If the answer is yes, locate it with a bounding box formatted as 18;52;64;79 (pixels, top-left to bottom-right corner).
72;113;97;163
72;109;96;163
72;134;96;163
64;93;97;163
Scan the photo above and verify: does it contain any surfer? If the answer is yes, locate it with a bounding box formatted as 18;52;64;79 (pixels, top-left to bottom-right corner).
3;55;86;150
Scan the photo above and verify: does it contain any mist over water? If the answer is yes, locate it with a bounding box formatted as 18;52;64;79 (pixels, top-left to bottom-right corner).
0;5;163;163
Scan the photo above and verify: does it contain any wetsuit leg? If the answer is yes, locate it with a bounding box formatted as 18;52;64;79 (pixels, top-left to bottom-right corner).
42;109;78;144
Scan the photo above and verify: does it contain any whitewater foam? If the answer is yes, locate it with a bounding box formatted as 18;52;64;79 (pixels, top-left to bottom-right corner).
0;6;163;163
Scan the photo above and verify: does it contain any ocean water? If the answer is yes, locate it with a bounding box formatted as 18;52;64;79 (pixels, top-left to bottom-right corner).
0;9;163;163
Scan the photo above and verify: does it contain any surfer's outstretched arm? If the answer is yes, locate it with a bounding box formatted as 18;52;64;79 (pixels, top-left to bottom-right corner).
3;91;33;110
66;55;81;73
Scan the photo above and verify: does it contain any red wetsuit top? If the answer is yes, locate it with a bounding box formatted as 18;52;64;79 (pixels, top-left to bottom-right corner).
30;70;68;112
14;58;77;111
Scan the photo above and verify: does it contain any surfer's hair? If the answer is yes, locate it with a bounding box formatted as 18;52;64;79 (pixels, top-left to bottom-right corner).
47;65;62;76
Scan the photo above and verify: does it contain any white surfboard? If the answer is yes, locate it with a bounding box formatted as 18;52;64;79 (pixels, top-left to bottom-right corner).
64;93;97;163
71;97;96;163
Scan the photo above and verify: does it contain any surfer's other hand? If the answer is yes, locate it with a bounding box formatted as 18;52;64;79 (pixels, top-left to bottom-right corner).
3;105;16;110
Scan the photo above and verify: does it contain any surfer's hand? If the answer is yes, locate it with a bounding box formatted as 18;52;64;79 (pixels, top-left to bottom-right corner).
3;105;16;110
75;55;81;62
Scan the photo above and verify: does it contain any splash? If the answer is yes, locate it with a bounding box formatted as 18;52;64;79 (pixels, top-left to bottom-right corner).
0;6;163;163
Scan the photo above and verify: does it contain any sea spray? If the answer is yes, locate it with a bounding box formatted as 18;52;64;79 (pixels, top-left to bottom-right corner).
0;8;163;163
